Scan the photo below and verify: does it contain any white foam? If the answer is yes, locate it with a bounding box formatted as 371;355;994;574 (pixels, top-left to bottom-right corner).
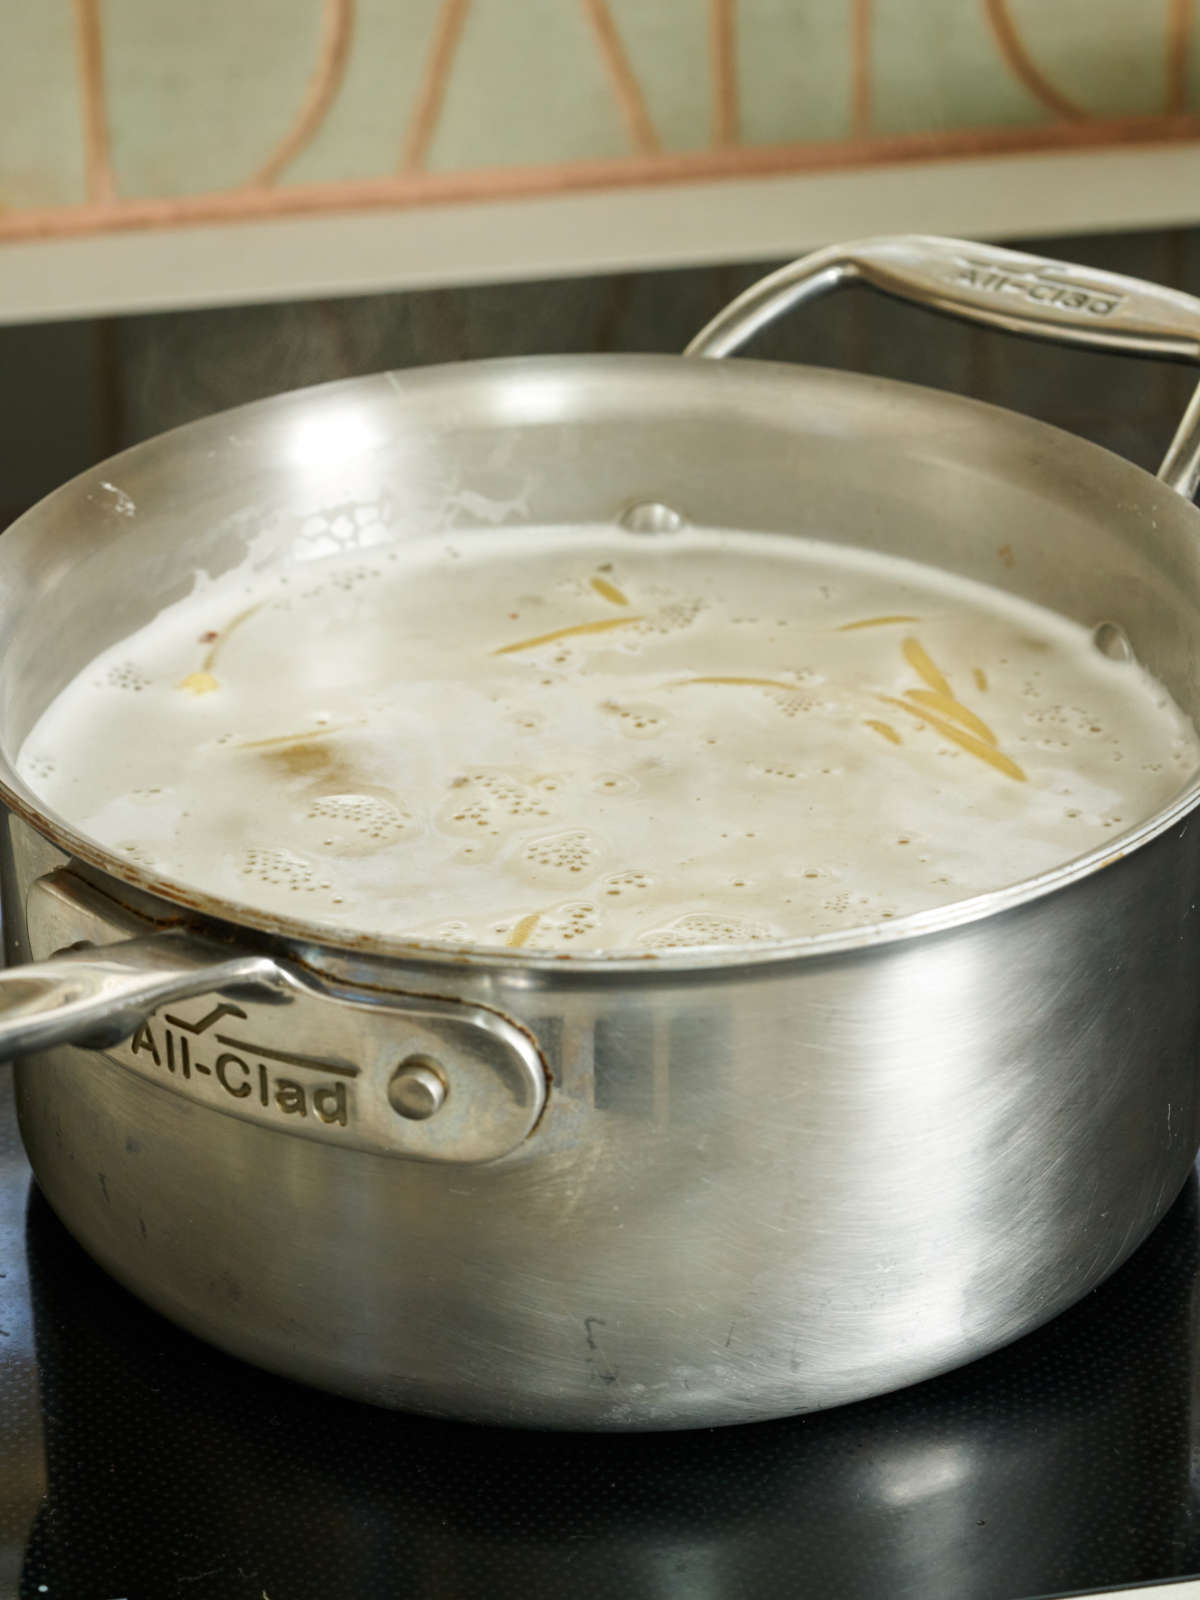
18;524;1200;953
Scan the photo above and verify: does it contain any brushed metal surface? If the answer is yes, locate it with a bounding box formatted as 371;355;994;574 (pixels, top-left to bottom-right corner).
10;810;1200;1429
1;239;1200;1426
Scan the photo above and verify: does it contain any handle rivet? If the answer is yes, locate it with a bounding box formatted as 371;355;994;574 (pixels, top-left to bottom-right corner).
389;1057;448;1121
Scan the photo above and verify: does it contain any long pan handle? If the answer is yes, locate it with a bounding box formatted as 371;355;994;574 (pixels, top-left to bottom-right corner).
0;930;283;1061
685;234;1200;501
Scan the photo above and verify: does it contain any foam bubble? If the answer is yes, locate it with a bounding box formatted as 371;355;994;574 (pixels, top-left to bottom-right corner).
438;769;551;836
101;662;150;692
638;912;776;950
602;701;668;739
603;869;652;896
592;771;638;795
502;900;601;948
241;847;317;892
302;792;411;855
520;829;602;882
632;599;706;637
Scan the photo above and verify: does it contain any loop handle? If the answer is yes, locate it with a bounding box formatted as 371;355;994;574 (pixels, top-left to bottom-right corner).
685;235;1200;501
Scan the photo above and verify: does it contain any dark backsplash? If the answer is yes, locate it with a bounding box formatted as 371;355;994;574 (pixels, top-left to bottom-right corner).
2;227;1198;529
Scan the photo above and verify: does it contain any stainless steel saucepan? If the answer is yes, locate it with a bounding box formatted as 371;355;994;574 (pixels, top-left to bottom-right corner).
2;236;1200;1430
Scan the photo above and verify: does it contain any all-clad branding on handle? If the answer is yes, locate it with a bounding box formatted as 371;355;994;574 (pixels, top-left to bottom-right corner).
946;254;1126;318
685;235;1200;501
20;871;547;1164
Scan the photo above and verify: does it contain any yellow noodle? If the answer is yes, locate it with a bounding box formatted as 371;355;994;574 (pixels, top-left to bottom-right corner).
178;670;219;695
838;614;920;631
493;616;642;655
904;688;997;746
864;718;902;745
247;742;348;782
178;604;264;692
670;675;797;690
204;604;263;670
239;727;336;750
507;911;541;948
901;637;952;696
879;696;1026;781
973;667;989;692
590;576;629;607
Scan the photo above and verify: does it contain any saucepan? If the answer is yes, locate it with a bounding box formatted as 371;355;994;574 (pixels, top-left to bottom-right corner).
1;235;1200;1429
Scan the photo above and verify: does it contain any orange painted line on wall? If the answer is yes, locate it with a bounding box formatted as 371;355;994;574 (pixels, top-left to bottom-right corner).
2;111;1199;245
247;0;357;187
71;0;116;202
1167;0;1195;114
710;0;739;147
850;0;873;137
400;0;472;171
982;0;1089;121
581;0;660;155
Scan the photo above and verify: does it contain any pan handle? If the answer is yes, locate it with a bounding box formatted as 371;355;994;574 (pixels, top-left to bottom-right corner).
9;870;547;1163
0;931;283;1061
684;235;1200;502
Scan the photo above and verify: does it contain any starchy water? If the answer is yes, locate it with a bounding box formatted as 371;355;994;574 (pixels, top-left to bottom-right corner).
17;526;1200;952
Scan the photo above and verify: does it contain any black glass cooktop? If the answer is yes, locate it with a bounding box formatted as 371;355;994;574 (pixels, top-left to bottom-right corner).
0;1058;1198;1600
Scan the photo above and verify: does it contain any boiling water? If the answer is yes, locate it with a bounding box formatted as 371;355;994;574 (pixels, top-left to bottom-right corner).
18;527;1200;953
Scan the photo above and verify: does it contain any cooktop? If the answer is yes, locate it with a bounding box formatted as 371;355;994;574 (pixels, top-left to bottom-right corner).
0;1059;1198;1600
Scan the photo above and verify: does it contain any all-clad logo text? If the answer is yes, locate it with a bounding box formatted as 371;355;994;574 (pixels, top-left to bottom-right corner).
950;256;1124;318
121;1000;355;1127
